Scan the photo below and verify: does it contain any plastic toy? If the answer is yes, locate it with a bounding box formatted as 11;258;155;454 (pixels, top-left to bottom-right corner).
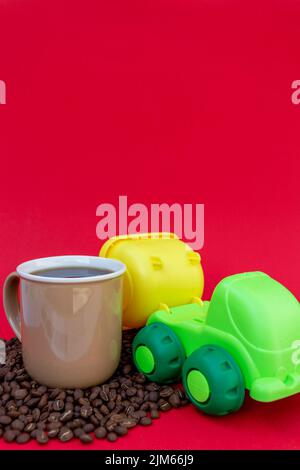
133;271;300;415
100;233;204;328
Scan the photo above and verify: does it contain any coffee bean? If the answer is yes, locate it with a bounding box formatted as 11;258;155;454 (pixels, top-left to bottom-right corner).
53;399;64;411
25;422;36;433
47;422;62;431
159;400;171;411
36;430;48;444
48;428;59;438
120;417;138;429
12;419;25;431
114;425;128;436
159;386;174;398
16;432;30;444
149;391;158;402
19;405;29;415
78;397;90;407
122;364;132;375
26;397;40;408
38;394;48;409
83;423;94;433
150;409;160;419
0;415;12;425
80;405;93;419
59;427;73;442
74;389;84;401
3;429;18;442
95;426;107;439
60;410;73;422
140;417;152;426
80;433;93;444
107;432;118;442
74;427;84;438
12;389;28;400
169;393;180;408
49;389;60;400
32;408;40;422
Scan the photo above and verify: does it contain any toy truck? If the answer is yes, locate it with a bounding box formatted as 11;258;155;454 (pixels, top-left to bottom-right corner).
133;272;300;415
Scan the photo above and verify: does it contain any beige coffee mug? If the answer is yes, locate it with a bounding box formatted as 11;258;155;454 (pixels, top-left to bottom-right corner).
3;255;126;388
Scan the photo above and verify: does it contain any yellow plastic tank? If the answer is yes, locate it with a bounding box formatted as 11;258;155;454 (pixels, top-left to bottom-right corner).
99;233;204;328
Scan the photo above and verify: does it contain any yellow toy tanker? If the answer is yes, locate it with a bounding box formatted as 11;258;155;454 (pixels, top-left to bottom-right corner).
100;233;204;328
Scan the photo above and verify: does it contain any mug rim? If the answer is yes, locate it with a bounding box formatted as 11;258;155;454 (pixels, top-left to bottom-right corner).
16;255;126;284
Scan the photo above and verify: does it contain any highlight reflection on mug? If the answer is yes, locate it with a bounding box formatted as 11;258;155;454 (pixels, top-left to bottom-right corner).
0;340;6;365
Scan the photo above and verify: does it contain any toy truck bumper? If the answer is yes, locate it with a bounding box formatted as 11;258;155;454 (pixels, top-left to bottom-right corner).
250;373;300;402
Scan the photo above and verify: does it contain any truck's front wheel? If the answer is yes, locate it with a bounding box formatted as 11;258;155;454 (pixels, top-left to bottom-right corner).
182;345;245;415
132;323;185;383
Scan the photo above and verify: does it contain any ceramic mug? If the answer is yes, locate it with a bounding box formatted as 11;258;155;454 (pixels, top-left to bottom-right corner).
3;255;126;388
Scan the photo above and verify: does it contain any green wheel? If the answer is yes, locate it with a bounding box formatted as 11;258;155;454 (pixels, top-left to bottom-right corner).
182;345;245;416
132;323;185;383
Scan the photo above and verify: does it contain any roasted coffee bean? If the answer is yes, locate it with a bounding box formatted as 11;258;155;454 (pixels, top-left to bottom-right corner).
74;427;84;438
150;409;160;419
36;430;48;444
140;417;152;426
169;393;180;408
49;389;60;400
83;423;94;433
26;397;40;408
37;422;46;430
90;415;99;427
105;419;116;432
38;394;48;409
53;399;64;411
80;405;93;419
16;432;30;444
11;419;25;431
24;422;36;433
60;410;73;422
47;422;62;431
120;417;138;429
95;426;107;439
59;427;73;442
80;433;93;444
114;425;128;436
107;432;118;442
3;429;18;442
19;405;29;415
48;428;60;438
122;364;132;375
74;389;84;401
159;400;171;411
78;397;90;407
12;389;28;400
0;415;12;425
159;386;174;398
149;391;158;402
32;408;40;422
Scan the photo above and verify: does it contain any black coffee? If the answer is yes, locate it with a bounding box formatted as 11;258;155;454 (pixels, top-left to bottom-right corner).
32;267;113;278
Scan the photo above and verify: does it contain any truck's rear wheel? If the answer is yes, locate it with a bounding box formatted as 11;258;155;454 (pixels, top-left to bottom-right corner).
132;323;185;383
182;345;245;415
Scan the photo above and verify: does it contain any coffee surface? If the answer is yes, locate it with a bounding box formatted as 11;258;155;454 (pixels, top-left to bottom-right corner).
32;266;113;278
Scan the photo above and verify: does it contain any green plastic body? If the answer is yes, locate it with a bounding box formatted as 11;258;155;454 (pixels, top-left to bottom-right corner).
147;272;300;403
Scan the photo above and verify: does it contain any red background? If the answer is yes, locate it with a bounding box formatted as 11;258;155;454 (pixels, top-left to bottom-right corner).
0;0;299;450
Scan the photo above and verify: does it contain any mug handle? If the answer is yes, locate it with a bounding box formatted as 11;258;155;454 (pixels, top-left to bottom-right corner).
3;272;21;341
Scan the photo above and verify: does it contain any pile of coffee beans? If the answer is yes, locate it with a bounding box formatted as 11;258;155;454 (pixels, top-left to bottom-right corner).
0;330;189;444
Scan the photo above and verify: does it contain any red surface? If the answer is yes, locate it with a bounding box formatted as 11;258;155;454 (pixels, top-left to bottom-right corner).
0;0;299;450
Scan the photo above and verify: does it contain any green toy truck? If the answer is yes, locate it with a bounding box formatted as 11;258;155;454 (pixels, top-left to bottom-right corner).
133;272;300;415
